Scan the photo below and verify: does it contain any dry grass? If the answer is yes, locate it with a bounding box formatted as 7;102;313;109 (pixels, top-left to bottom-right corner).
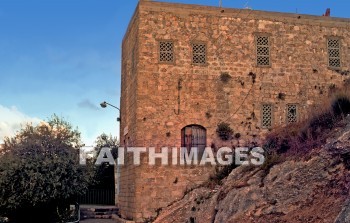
206;87;350;187
264;88;350;158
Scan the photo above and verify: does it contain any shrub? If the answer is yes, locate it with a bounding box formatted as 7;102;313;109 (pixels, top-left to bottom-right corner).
248;72;256;83
264;93;350;157
307;111;335;138
258;92;350;181
234;133;241;139
332;95;350;117
206;163;237;187
277;92;286;100
220;72;232;83
216;122;234;141
264;121;306;155
260;152;283;177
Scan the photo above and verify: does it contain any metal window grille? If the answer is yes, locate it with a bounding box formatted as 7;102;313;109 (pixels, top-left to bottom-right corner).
287;104;298;124
159;41;174;63
328;38;341;68
262;104;272;128
256;36;270;66
192;43;206;64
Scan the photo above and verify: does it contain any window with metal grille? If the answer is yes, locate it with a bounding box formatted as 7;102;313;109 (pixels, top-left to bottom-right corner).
181;125;206;152
327;38;341;68
159;41;174;63
256;36;270;66
261;104;272;128
287;104;298;124
192;43;206;65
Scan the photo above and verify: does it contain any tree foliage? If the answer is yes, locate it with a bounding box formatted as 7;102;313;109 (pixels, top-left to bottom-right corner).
0;114;94;222
94;133;119;159
92;133;119;190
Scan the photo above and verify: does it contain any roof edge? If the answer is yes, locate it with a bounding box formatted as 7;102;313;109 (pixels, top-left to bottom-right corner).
138;1;350;24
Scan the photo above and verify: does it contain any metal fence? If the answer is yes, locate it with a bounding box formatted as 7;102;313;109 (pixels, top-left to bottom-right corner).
78;189;115;205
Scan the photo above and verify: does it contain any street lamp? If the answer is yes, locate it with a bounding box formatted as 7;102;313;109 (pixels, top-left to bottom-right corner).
100;101;121;122
100;101;121;199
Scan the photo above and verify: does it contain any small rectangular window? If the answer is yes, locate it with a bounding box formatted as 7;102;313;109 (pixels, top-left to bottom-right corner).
262;104;273;128
159;41;174;63
192;43;206;65
256;36;270;66
287;104;298;124
327;38;341;68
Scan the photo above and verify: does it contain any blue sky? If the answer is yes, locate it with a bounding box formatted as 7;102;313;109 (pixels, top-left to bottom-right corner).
0;0;349;145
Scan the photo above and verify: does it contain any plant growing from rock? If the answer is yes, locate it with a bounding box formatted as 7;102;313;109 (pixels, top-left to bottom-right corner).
234;133;241;139
220;72;232;83
248;72;256;83
328;84;337;95
277;92;286;100
216;122;234;141
205;112;212;119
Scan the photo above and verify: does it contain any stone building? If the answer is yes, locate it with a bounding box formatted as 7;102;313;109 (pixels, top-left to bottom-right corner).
118;0;350;221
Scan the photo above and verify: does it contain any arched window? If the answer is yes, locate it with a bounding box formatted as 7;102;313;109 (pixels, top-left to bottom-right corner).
181;125;206;151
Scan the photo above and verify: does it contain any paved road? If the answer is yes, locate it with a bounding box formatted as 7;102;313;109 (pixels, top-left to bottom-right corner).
80;219;116;223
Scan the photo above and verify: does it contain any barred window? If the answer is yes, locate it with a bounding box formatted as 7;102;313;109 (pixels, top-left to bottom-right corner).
256;36;270;66
287;104;298;124
261;104;272;128
159;41;174;63
192;43;206;65
327;38;341;68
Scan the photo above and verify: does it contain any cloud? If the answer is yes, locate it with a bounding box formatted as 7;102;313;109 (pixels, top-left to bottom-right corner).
77;99;100;111
0;105;41;143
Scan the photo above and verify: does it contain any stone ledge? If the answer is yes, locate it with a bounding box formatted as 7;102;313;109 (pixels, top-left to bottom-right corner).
139;1;350;28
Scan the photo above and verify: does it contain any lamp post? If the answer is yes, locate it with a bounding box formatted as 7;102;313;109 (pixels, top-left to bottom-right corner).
100;101;120;122
100;101;121;201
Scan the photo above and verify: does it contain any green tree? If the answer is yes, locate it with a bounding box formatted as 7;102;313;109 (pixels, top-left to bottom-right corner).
0;115;94;222
93;133;119;190
94;133;119;159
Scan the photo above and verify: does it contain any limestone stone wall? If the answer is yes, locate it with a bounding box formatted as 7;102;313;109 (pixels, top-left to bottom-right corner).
120;1;350;221
119;5;140;220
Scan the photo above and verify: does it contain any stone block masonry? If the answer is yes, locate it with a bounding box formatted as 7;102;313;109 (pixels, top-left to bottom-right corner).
119;1;350;222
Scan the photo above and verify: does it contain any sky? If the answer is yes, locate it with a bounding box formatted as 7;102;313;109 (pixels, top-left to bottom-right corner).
0;0;349;146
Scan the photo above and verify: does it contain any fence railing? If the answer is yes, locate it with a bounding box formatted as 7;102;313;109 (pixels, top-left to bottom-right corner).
78;189;115;205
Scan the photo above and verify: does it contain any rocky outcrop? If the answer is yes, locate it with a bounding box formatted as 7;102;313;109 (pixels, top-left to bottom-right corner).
335;199;350;223
154;121;350;223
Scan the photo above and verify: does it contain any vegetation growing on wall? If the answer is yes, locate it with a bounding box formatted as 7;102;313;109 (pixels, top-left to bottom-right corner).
204;90;350;192
216;122;234;141
248;72;256;84
277;92;286;100
219;72;232;83
264;91;350;156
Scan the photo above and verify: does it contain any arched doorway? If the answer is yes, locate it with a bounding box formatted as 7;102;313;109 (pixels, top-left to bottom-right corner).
181;124;206;152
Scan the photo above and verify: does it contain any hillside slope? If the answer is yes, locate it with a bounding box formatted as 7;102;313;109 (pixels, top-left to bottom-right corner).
154;117;350;223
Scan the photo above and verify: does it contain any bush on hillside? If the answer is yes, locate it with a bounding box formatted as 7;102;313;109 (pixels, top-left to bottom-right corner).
264;93;350;156
332;95;350;117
